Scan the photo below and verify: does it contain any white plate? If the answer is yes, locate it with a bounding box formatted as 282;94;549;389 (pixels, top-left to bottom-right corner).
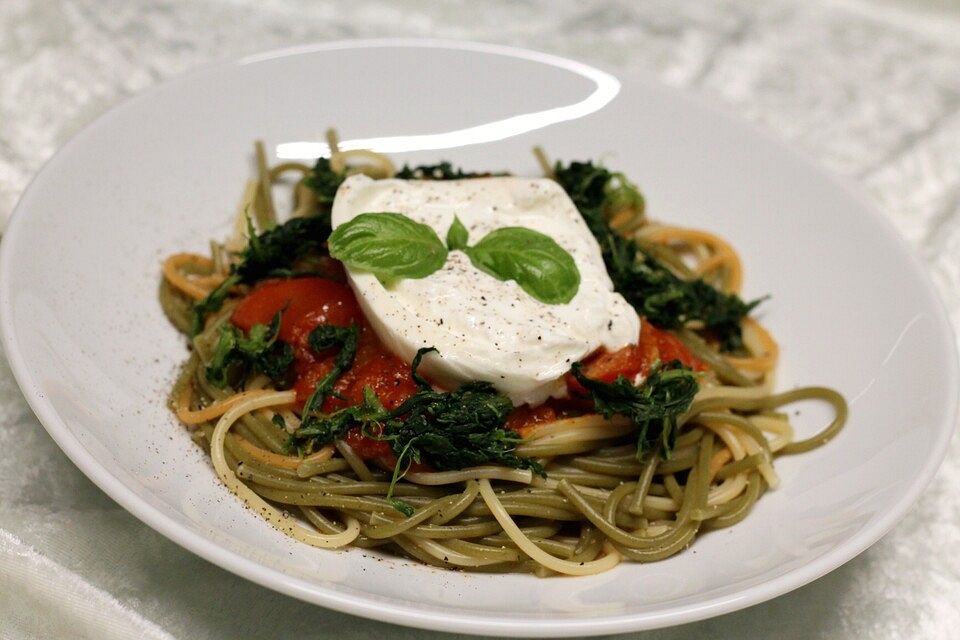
1;40;956;637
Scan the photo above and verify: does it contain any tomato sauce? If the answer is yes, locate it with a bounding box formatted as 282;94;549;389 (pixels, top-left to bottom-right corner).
566;318;706;395
231;278;420;464
230;278;706;463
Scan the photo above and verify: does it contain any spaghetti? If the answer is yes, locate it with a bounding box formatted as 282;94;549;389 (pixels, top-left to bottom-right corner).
161;133;846;576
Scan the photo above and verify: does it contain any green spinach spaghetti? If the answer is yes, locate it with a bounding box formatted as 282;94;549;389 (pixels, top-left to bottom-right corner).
161;131;846;576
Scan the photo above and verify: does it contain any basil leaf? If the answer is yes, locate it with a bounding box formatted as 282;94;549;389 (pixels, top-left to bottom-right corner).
446;216;469;251
464;227;580;304
328;212;448;283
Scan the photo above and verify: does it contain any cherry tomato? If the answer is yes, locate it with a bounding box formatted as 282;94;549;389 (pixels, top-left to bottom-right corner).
567;318;706;394
231;277;361;355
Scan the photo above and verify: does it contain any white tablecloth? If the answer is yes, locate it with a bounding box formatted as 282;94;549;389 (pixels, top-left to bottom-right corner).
1;1;959;638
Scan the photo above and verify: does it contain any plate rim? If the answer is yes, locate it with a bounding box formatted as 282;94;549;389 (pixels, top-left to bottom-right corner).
1;38;957;637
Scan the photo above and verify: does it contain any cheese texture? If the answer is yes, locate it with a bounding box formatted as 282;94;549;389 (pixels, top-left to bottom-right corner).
331;174;640;405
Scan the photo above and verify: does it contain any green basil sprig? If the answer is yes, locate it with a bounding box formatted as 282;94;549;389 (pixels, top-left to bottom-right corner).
445;216;470;251
327;212;447;285
450;217;580;305
329;212;580;304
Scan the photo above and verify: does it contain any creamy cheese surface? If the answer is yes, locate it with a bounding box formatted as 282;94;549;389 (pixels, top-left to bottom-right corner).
331;174;640;405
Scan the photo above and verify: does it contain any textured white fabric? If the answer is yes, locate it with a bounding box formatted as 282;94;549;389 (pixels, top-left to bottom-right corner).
0;532;175;640
1;1;959;638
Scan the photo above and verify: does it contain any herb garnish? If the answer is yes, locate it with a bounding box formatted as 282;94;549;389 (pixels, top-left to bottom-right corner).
455;221;581;305
304;156;346;204
300;324;359;416
552;160;761;350
327;212;448;285
394;162;503;181
205;311;294;388
330;211;581;304
286;347;542;476
570;360;699;459
190;215;333;335
192;155;348;337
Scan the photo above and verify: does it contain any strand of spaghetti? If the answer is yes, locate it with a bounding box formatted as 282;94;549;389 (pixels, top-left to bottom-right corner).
291;182;317;218
627;454;659;516
567;456;645;477
532;146;555;179
524;414;630;441
477;479;620;575
676;330;756;387
693;253;726;278
608;208;645;235
210;389;360;548
696;412;771;457
360;498;455;540
540;477;677;512
268;161;311;179
400;535;514;567
751;415;793;452
446;538;524;563
230;446;348;481
725;318;779;372
736;431;780;489
703;473;762;530
159;278;194;333
225;180;259;253
210;240;226;276
640;225;743;294
191;274;227;288
405;467;534;485
329;149;396;179
709;446;735;475
714;453;763;480
515;439;626;458
162;253;217;300
233;436;310;471
254;140;276;229
700;422;746;461
559;480;688;549
690;386;847;454
429;480;481;525
706;473;749;506
176;389;285;426
529;422;635;446
294;447;337;477
335;440;375;481
688;432;715;518
325;128;340;154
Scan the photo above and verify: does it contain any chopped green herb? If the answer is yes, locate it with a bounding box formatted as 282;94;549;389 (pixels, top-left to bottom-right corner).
286;348;542;477
304;156;346;204
190;214;333;335
553;160;761;350
190;274;240;336
394;162;503;180
300;324;359;417
235;215;331;283
570;360;699;459
205;311;294;388
285;385;385;455
388;498;415;517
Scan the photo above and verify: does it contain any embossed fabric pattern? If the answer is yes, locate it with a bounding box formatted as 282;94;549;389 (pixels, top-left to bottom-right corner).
0;1;958;638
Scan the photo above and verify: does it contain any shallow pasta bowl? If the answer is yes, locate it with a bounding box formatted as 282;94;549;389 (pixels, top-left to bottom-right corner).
0;40;956;637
